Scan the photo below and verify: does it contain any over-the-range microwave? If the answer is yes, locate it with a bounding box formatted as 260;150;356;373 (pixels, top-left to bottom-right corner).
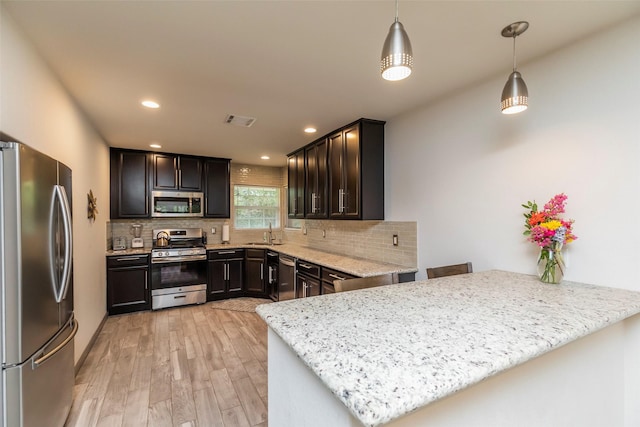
151;190;203;217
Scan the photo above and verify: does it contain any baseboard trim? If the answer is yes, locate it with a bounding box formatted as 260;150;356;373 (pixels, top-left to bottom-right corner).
75;312;108;375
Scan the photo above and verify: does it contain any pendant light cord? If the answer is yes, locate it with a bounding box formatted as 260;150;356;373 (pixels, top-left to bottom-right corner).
512;35;517;72
395;0;399;22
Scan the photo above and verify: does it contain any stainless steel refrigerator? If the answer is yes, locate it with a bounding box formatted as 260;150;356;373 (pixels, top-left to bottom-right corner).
1;136;77;427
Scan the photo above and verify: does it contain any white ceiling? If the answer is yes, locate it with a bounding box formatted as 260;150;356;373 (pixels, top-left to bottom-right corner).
4;1;639;166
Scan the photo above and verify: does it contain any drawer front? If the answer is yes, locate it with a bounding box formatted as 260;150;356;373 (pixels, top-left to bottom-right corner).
208;249;245;260
296;260;320;278
321;267;356;283
107;254;149;268
245;248;266;259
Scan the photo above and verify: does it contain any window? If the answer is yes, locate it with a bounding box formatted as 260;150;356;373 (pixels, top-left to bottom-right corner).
234;185;281;229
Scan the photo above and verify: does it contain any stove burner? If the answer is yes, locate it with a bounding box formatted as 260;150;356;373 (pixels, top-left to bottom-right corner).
152;240;205;250
151;228;207;263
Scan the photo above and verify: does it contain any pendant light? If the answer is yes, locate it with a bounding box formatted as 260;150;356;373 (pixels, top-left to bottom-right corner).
380;0;413;81
500;21;529;114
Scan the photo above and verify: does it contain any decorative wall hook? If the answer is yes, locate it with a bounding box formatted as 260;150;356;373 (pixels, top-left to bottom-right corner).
87;189;98;221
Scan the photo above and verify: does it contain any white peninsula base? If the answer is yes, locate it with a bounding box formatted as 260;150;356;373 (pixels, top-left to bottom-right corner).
268;316;640;427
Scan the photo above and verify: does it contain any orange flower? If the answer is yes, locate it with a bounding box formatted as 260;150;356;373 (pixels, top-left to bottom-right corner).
528;212;546;226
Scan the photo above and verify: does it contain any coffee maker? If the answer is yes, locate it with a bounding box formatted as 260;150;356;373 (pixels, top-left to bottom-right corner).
131;224;144;248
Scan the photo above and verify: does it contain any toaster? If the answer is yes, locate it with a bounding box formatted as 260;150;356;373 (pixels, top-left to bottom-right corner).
113;236;127;251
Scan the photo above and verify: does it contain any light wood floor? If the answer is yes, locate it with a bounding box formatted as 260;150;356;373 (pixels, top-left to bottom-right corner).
66;304;268;427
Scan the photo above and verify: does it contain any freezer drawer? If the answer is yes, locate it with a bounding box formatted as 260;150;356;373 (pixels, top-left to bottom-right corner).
2;319;76;427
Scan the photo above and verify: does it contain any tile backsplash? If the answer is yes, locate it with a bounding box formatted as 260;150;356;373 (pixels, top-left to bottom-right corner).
107;162;416;268
108;218;416;268
284;220;417;268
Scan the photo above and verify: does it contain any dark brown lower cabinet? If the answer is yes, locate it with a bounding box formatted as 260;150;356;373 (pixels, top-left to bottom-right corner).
107;254;150;315
321;267;356;295
207;249;244;300
296;260;321;298
245;249;266;297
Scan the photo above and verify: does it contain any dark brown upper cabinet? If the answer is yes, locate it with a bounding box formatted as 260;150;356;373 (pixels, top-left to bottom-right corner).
305;138;328;219
204;158;231;218
153;154;203;191
110;148;230;219
287;149;305;219
110;148;150;218
327;119;385;220
287;118;384;221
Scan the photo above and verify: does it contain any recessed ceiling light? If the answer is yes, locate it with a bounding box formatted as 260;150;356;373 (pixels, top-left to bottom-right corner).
149;143;162;149
304;127;317;133
261;155;270;160
141;100;160;109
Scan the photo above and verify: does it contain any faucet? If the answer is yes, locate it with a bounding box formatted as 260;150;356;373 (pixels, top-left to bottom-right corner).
267;222;273;245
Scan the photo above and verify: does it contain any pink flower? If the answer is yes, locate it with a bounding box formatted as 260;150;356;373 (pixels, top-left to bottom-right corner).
523;193;577;247
543;193;567;217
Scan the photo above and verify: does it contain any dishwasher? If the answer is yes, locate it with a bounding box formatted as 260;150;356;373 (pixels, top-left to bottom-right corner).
277;255;296;301
267;251;279;301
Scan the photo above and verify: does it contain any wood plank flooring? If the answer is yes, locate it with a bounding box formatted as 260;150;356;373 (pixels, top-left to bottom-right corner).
66;304;268;427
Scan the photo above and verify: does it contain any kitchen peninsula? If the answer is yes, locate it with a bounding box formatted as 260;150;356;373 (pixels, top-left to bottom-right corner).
257;270;640;427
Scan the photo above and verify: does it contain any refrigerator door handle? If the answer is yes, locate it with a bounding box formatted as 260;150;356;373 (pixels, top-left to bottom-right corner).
33;317;78;368
52;184;73;303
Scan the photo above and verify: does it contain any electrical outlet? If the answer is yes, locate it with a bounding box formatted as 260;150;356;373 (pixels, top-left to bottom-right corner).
211;227;216;234
393;234;399;246
322;230;326;238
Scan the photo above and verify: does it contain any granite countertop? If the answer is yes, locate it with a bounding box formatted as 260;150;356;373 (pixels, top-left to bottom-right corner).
256;270;640;427
105;243;417;278
206;243;417;277
106;248;150;256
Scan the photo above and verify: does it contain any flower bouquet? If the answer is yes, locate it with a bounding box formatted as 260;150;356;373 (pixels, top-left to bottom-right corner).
522;193;577;283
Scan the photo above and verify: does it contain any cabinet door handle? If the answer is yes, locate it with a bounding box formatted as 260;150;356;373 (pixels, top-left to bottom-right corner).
299;263;313;270
116;256;145;262
225;263;229;281
174;295;186;299
261;263;264;280
144;271;148;290
217;250;237;255
178;169;182;187
338;189;344;213
329;273;346;281
311;192;316;213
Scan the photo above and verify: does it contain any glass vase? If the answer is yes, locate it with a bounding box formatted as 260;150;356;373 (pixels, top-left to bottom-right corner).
537;242;565;284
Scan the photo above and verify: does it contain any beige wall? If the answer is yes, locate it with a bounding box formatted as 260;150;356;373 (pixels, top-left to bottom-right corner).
386;15;640;287
1;9;110;364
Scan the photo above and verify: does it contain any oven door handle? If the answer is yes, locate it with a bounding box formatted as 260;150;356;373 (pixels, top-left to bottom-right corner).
152;254;207;264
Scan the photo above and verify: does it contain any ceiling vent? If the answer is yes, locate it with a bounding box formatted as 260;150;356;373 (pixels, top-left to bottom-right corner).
224;114;257;128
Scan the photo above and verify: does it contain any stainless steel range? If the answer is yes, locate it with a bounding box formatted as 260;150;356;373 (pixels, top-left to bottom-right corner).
151;228;207;310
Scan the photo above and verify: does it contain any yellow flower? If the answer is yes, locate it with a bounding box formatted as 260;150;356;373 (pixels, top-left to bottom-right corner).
541;220;562;230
